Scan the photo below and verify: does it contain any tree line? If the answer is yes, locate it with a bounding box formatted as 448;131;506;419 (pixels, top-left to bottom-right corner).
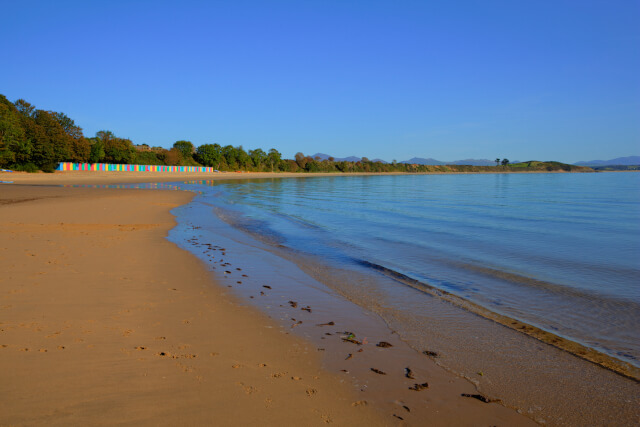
2;94;584;174
0;94;439;173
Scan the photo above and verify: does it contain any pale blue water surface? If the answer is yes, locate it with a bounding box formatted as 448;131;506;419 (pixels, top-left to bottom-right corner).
172;172;640;367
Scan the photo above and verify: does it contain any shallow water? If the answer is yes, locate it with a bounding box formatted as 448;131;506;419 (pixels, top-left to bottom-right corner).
174;173;640;367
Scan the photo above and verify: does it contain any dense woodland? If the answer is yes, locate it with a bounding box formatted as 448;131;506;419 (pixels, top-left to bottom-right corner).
1;95;590;173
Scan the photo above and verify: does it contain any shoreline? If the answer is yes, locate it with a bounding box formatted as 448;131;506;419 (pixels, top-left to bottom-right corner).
374;264;640;381
1;168;594;185
0;181;534;425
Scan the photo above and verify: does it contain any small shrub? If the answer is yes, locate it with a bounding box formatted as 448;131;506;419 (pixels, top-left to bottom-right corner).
41;164;57;173
11;163;39;173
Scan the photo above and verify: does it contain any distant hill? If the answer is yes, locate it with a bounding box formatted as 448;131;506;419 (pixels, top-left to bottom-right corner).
310;153;361;162
510;161;592;172
574;156;640;166
400;157;444;165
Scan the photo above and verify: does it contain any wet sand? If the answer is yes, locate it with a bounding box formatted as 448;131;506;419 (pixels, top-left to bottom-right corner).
0;173;535;426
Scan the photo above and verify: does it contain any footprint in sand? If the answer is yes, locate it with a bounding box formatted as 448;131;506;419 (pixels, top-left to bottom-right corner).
135;346;147;350
305;388;317;397
57;345;65;350
240;384;257;395
175;362;194;373
320;414;333;423
408;382;429;391
174;354;197;359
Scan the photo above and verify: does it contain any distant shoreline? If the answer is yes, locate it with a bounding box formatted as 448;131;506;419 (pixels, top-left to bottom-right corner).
1;168;597;186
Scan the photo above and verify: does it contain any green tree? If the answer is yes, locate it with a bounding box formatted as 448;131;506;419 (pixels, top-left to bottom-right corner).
102;134;136;164
249;148;267;170
53;112;83;139
93;131;136;164
70;137;90;162
235;146;250;169
501;158;510;167
222;145;239;169
0;98;27;167
96;130;115;144
33;110;73;167
495;158;501;166
50;112;89;162
173;140;194;159
195;143;223;168
267;148;281;172
14;99;35;118
88;137;106;163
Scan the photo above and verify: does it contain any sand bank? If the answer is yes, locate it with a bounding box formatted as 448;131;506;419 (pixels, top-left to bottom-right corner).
0;180;534;425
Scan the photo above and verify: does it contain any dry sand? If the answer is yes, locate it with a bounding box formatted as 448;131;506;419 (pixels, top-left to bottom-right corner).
0;171;536;426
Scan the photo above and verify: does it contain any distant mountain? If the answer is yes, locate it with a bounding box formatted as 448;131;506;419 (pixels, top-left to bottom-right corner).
371;158;388;164
310;153;361;162
400;157;445;165
400;157;505;166
310;153;332;160
574;156;640;166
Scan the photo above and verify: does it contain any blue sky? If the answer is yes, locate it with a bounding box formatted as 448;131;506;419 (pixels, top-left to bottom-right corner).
2;0;638;163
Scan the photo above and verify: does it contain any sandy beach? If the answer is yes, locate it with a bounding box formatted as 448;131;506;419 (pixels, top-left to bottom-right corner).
0;171;537;426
